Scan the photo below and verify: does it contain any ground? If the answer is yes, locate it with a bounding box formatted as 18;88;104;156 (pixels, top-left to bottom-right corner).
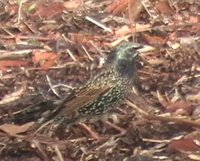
0;0;200;161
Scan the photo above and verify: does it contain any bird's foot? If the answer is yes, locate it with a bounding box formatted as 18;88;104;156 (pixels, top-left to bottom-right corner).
79;123;103;140
105;121;126;136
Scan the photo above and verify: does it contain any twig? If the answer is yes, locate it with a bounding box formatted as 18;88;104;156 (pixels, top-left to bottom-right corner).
89;41;104;57
52;84;74;90
85;16;113;33
126;100;149;115
54;145;64;161
1;27;15;37
17;0;23;24
82;45;94;61
34;120;54;133
79;123;102;140
0;50;33;60
0;35;58;41
127;100;200;128
141;1;151;17
32;139;49;161
66;49;77;61
46;75;60;97
145;114;200;128
105;121;126;134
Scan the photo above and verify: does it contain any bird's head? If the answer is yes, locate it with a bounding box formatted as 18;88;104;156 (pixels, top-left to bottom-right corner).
107;42;142;77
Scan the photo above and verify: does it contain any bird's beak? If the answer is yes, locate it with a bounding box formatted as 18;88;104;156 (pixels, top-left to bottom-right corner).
137;44;155;53
129;43;143;58
130;43;143;50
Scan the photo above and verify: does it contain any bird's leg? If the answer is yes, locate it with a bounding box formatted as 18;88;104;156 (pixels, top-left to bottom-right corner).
104;121;126;135
79;123;103;140
101;112;126;135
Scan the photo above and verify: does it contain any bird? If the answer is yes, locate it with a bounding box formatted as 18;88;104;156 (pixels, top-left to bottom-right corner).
8;42;142;132
41;42;142;128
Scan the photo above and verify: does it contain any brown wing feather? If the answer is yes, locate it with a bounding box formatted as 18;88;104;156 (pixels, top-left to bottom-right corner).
54;85;111;118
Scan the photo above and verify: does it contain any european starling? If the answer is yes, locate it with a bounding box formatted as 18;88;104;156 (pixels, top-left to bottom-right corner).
43;42;142;127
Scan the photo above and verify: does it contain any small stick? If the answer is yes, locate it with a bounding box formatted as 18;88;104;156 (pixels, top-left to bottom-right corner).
54;145;64;161
17;0;23;24
66;49;77;61
46;75;60;97
82;45;94;61
127;100;200;128
85;16;113;33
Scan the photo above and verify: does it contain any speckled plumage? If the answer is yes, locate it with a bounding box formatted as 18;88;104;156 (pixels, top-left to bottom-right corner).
44;43;141;127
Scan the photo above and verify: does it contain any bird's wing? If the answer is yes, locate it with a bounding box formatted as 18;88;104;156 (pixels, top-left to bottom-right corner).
58;85;111;116
50;86;111;120
51;71;118;119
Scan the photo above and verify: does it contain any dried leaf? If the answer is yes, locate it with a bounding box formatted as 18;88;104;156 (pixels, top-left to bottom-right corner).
69;33;95;45
157;91;168;107
129;0;143;20
32;51;58;69
106;0;143;17
168;138;200;152
142;33;167;45
63;0;81;10
166;101;193;113
188;154;200;160
0;122;34;136
106;0;128;15
115;24;151;37
189;16;199;23
0;60;29;71
155;0;175;15
0;84;26;105
36;2;64;18
69;33;102;52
